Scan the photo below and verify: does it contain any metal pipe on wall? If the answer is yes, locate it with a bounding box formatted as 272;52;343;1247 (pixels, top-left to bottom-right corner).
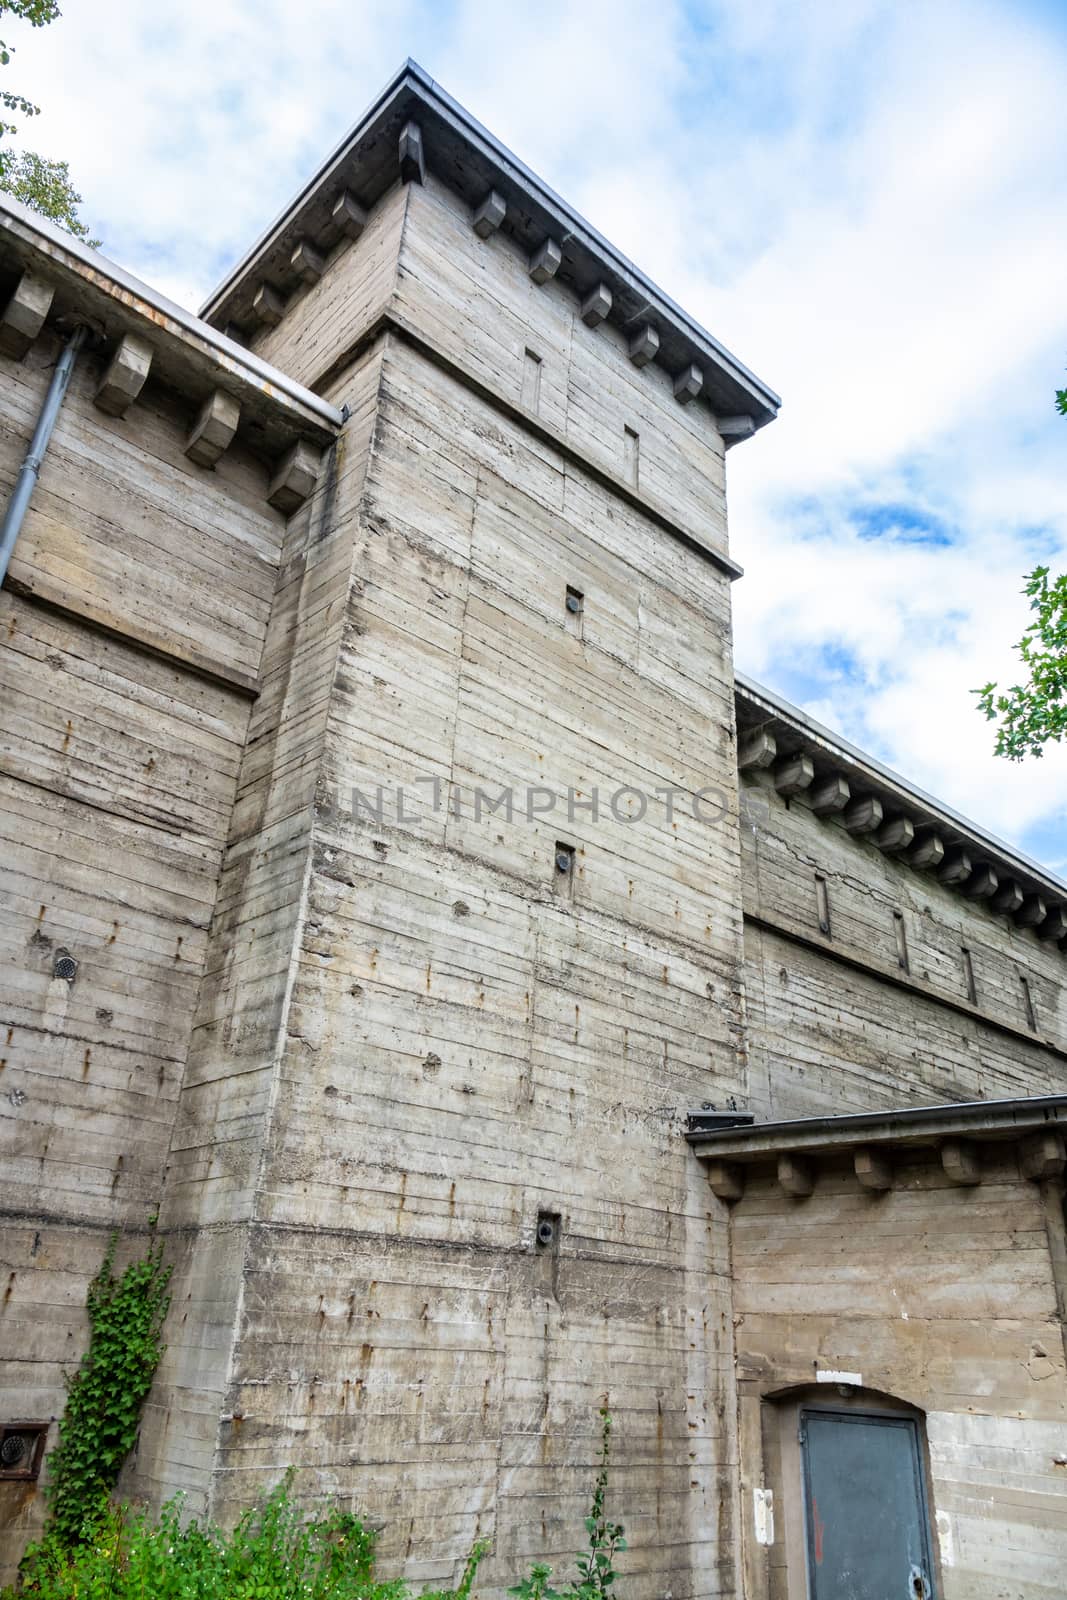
0;323;89;586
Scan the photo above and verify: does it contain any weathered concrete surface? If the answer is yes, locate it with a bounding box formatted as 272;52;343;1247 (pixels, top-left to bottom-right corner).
1;71;1065;1600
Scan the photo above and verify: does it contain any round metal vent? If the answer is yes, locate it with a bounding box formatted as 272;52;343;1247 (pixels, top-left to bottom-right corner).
0;1434;28;1468
53;950;77;981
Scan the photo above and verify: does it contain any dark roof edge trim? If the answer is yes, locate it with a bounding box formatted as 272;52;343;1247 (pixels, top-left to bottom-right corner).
199;60;781;423
686;1093;1067;1160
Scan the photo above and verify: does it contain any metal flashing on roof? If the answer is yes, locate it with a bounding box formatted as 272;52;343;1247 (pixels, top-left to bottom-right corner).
686;1093;1067;1160
199;60;780;432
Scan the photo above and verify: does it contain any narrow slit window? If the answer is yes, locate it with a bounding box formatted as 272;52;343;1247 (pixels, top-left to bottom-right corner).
1020;973;1038;1032
815;874;831;938
521;347;542;411
961;947;977;1005
893;910;909;973
624;425;640;487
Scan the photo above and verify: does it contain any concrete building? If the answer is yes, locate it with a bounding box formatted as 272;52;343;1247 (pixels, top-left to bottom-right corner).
0;60;1064;1600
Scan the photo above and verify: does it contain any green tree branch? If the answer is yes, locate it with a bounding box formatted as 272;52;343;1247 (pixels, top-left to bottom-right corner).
0;0;97;242
975;379;1067;760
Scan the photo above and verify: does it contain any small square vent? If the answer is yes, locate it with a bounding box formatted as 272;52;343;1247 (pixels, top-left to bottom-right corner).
0;1423;48;1481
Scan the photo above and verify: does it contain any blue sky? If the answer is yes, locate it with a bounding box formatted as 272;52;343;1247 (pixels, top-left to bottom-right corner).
6;0;1067;873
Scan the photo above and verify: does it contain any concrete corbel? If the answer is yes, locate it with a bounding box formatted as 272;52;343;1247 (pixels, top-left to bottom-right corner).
991;880;1024;916
1015;894;1047;928
673;363;703;404
291;239;325;284
941;1139;981;1186
773;753;814;797
718;414;756;445
738;729;776;772
842;796;883;836
399;120;425;184
961;864;998;900
1020;1130;1066;1181
854;1147;892;1192
252;284;286;328
628;324;659;368
331;190;367;241
529;238;562;285
876;817;915;855
937;849;972;886
0;270;54;360
472;190;506;238
778;1152;814;1197
1037;905;1067;943
707;1160;744;1202
810;774;850;816
94;333;153;418
267;440;323;514
580;283;613;327
907;832;945;871
185;389;240;468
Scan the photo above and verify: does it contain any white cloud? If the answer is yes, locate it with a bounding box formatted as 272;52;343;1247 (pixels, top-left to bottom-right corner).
5;0;1066;870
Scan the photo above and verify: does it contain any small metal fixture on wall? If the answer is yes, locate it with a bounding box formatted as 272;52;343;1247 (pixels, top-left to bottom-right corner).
0;1422;48;1481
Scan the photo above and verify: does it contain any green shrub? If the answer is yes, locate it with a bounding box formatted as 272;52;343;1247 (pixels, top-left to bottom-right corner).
4;1411;625;1600
9;1475;449;1600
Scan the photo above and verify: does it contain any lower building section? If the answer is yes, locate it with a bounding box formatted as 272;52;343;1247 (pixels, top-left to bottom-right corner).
691;1098;1067;1599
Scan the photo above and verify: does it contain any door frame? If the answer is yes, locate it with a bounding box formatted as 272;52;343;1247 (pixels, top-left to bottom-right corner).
757;1385;942;1600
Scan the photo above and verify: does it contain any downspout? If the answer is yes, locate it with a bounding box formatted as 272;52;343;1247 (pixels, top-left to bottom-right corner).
0;323;89;586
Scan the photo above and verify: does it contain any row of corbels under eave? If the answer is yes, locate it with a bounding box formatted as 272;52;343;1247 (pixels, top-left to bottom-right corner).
239;117;756;444
706;1126;1067;1202
738;723;1067;948
0;268;323;516
469;174;754;440
237;120;420;337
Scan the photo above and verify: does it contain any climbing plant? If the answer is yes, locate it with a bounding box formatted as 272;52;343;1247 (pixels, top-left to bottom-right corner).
508;1408;627;1600
42;1229;171;1547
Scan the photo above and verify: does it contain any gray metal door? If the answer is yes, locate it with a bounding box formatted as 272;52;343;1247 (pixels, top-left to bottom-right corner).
800;1409;935;1600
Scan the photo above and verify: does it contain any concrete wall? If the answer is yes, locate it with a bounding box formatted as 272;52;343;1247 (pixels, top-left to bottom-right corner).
0;324;287;1566
92;169;754;1598
197;321;744;1597
739;769;1067;1119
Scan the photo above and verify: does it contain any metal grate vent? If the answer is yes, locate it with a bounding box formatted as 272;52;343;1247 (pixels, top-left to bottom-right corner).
0;1423;47;1481
53;950;78;982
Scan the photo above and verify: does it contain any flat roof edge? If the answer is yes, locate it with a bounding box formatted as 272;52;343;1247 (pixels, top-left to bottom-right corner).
735;670;1067;902
687;1093;1067;1160
199;61;780;424
0;194;344;431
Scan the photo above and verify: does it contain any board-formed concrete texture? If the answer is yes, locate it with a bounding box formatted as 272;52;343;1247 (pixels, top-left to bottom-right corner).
0;58;1065;1600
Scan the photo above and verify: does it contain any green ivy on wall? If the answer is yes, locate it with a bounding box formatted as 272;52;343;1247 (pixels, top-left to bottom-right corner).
43;1229;171;1547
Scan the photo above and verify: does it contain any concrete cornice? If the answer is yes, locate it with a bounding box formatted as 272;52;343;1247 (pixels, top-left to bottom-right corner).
687;1094;1067;1200
0;193;343;452
199;59;780;435
686;1093;1067;1160
735;672;1067;949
